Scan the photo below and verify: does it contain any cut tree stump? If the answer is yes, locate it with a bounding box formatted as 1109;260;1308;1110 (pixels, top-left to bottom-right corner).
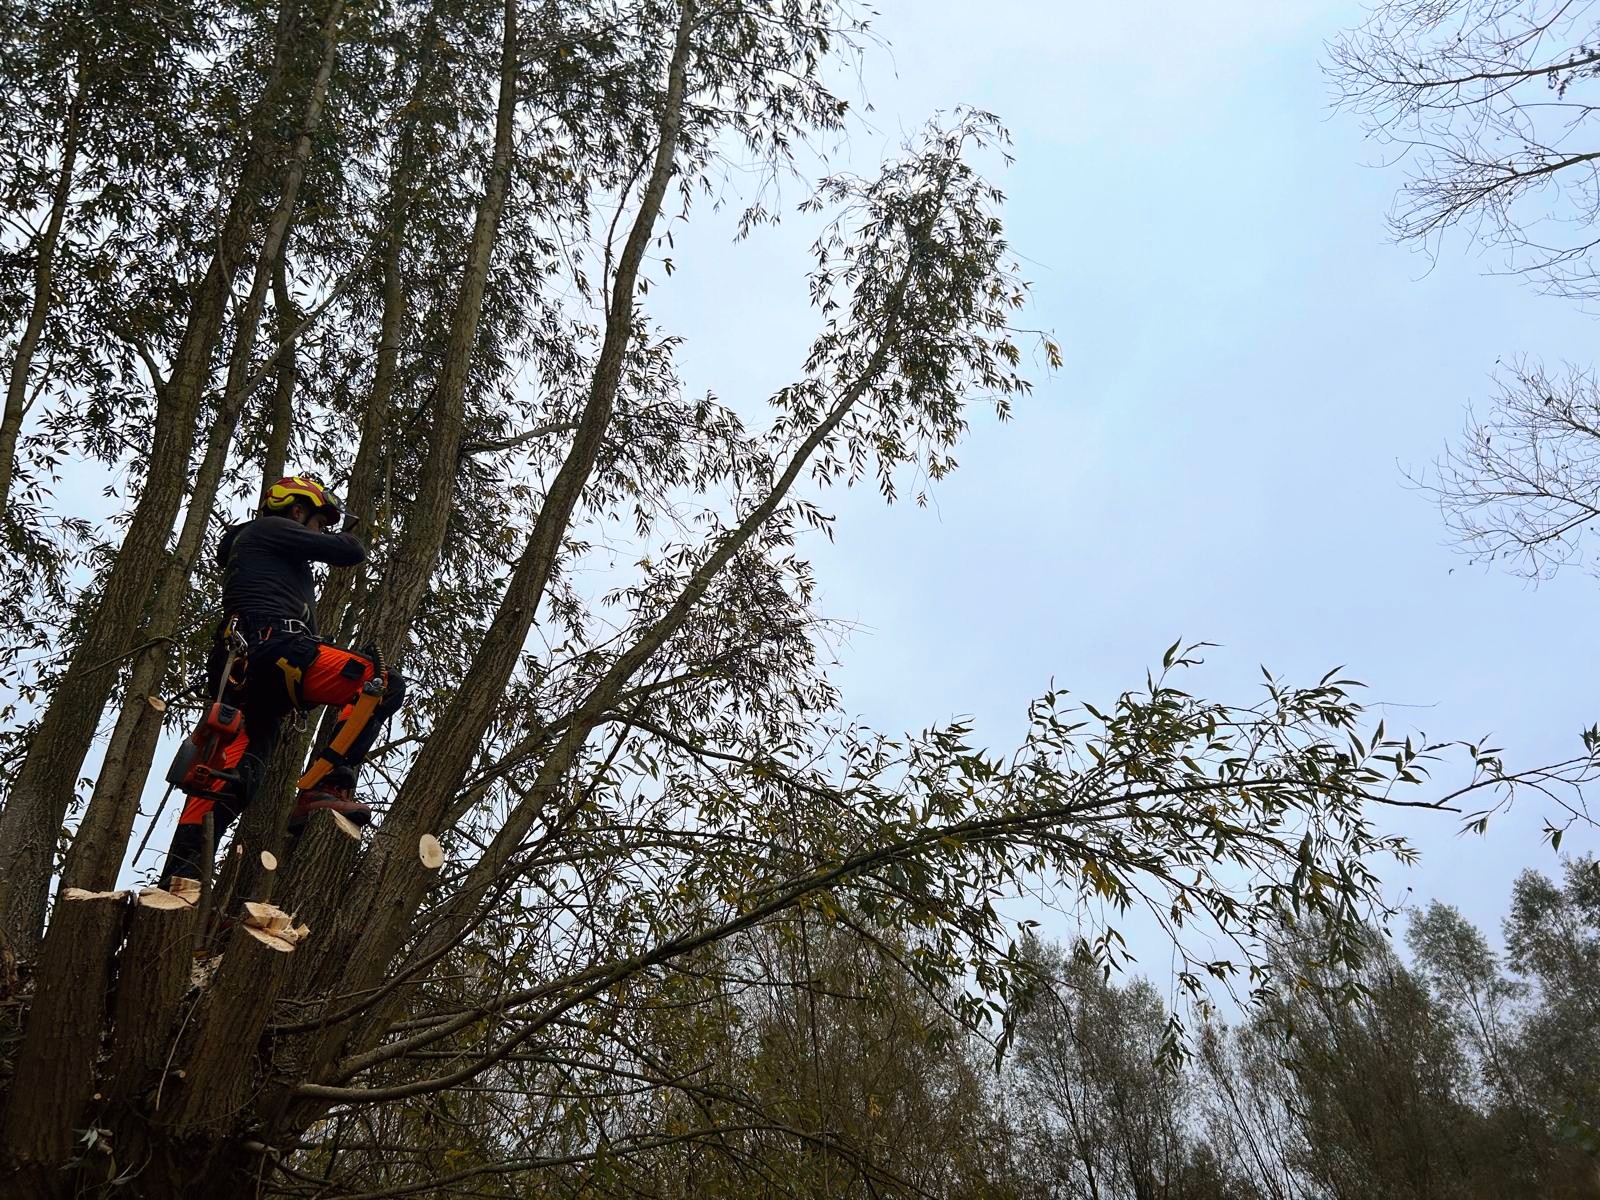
154;900;307;1135
0;889;129;1174
103;880;199;1105
418;833;444;870
280;808;362;997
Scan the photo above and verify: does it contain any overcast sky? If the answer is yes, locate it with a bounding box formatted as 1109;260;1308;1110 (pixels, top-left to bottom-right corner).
649;0;1600;963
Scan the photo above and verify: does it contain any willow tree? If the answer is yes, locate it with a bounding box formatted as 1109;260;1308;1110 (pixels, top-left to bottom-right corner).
0;1;1560;1196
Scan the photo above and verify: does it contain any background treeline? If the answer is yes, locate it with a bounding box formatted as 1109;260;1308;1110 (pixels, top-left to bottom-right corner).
373;858;1593;1200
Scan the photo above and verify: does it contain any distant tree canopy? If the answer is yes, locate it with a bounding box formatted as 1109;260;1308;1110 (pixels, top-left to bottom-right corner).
0;0;1588;1195
513;861;1600;1199
989;861;1600;1200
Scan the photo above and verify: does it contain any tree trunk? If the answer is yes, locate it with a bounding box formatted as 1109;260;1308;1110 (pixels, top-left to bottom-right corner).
356;0;520;658
321;1;699;1030
0;890;127;1185
261;254;299;492
103;884;199;1106
0;60;86;521
317;99;420;644
155;906;303;1136
392;175;927;1001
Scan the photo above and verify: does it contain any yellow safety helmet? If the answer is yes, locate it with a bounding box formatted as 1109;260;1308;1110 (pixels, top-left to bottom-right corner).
264;474;343;521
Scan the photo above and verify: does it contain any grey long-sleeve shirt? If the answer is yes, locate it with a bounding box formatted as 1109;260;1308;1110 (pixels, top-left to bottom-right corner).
217;515;365;636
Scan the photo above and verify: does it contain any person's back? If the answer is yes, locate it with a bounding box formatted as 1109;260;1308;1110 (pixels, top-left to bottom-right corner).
218;514;365;634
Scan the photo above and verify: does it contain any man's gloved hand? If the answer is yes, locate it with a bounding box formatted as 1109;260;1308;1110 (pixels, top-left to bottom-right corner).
339;512;362;534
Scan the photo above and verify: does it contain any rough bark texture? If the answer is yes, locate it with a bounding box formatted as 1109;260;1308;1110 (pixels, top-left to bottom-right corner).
103;886;198;1105
242;811;364;1130
62;691;169;894
154;914;299;1135
0;892;127;1178
280;810;362;971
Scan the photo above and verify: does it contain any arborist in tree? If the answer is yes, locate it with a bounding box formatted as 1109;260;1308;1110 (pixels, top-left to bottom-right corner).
159;474;407;885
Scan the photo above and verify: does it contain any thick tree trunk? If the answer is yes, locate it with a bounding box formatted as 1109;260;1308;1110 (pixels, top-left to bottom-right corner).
279;809;363;959
103;884;199;1106
155;906;303;1135
318;0;699;1031
0;890;127;1183
0;61;86;521
251;810;363;1129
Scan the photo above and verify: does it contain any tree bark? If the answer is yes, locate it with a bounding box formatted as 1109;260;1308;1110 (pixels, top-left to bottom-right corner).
279;809;363;968
103;884;199;1105
155;901;305;1136
0;890;127;1180
0;60;86;521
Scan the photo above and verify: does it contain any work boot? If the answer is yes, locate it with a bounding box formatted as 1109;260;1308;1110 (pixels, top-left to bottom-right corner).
288;783;373;832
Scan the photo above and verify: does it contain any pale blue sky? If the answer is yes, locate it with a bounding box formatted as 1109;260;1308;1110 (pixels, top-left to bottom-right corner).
653;0;1600;958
